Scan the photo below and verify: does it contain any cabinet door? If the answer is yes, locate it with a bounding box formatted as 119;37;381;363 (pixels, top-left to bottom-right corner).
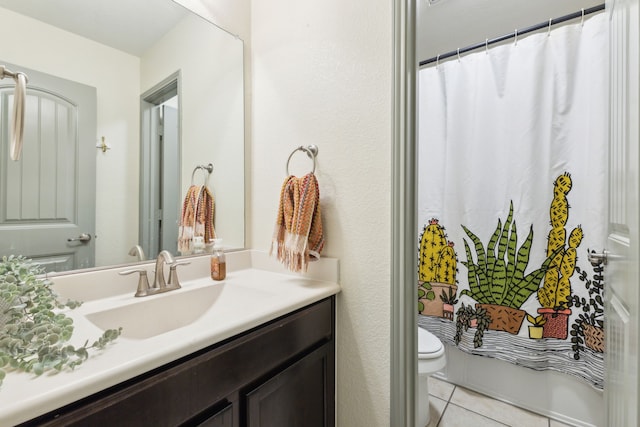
246;345;334;427
194;401;234;427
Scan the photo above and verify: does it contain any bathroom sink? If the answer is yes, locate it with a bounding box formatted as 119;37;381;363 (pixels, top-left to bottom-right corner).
52;275;138;302
85;283;272;339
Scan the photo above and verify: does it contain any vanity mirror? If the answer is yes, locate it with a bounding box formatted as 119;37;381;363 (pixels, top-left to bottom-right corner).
0;0;245;272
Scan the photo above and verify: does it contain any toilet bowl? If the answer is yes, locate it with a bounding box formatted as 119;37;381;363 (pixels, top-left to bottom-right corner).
417;327;446;427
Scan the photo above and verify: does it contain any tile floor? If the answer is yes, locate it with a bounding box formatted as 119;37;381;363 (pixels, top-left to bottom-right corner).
424;377;575;427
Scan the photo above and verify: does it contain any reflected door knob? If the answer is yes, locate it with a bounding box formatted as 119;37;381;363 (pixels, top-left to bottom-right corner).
67;233;92;242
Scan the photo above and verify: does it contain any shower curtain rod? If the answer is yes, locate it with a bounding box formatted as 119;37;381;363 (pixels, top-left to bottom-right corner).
419;3;605;67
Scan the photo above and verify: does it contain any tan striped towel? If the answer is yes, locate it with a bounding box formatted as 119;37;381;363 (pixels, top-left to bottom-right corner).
270;173;325;272
178;185;216;254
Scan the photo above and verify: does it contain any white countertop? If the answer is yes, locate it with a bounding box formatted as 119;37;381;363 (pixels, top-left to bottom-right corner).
0;250;340;426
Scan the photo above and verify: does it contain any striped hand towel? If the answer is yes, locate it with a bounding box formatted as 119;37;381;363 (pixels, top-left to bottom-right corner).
270;173;324;272
178;185;216;254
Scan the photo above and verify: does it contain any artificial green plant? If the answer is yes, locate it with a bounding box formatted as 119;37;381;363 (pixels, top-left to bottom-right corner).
0;256;121;386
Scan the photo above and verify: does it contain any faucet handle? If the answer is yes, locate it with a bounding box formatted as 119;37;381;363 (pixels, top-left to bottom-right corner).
120;268;151;297
167;261;190;289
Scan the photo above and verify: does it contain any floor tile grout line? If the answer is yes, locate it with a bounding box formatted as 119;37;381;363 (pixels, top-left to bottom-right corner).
445;401;512;426
448;384;456;402
435;400;448;427
445;384;548;427
448;384;556;426
434;384;454;427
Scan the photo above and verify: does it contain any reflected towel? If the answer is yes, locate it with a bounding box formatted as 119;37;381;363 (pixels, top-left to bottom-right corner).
178;185;215;254
270;173;324;272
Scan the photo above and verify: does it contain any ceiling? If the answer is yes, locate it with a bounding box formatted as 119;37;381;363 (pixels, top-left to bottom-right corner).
0;0;189;56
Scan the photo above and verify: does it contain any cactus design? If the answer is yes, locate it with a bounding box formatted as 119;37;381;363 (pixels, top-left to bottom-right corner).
418;219;448;282
538;173;583;309
556;227;583;303
436;241;457;285
418;220;458;313
550;173;572;228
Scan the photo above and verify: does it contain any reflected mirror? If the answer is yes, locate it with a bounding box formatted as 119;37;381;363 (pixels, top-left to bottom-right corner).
0;0;245;272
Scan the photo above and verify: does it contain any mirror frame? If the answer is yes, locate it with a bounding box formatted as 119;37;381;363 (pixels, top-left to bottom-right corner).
391;0;416;425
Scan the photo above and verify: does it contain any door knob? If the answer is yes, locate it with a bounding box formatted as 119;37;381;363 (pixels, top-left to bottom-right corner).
587;249;622;266
67;233;92;242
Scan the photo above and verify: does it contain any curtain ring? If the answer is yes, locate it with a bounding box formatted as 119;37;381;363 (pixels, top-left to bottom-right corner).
514;29;518;46
485;38;489;54
436;54;440;68
581;8;585;27
547;18;553;37
457;48;461;62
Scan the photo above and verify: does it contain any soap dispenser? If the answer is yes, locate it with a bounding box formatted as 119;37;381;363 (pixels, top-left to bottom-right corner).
210;239;226;281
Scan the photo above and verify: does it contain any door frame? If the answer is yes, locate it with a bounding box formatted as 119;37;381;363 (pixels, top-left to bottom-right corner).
605;0;640;424
140;71;181;260
391;0;417;426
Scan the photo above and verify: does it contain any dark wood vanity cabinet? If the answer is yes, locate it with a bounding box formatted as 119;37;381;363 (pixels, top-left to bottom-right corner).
20;297;335;427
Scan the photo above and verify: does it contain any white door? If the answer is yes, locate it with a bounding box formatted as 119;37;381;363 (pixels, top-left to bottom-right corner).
604;0;639;425
0;62;96;272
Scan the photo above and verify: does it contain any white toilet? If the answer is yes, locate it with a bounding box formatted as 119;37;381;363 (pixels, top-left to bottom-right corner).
417;327;447;427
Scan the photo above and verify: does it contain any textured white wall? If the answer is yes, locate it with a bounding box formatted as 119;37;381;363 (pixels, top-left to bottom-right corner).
250;1;393;425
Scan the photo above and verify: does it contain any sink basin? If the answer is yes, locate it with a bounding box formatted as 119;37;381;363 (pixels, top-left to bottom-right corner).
52;276;135;303
85;283;272;339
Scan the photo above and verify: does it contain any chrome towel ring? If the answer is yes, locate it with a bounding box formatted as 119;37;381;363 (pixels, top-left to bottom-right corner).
286;145;318;176
191;163;213;186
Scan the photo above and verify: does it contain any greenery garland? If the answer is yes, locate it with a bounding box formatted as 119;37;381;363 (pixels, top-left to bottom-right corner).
0;256;121;386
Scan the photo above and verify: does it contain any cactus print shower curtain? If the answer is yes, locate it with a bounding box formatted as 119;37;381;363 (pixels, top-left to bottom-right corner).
417;13;608;389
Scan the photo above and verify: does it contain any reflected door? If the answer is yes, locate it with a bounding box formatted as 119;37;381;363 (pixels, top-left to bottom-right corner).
0;62;96;272
159;104;179;255
140;76;180;260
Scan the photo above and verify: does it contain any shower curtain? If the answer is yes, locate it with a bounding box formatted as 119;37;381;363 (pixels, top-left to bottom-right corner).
417;13;608;389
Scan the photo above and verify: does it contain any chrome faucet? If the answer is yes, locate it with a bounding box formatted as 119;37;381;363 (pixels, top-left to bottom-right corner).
128;245;146;261
153;250;176;289
119;250;189;297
